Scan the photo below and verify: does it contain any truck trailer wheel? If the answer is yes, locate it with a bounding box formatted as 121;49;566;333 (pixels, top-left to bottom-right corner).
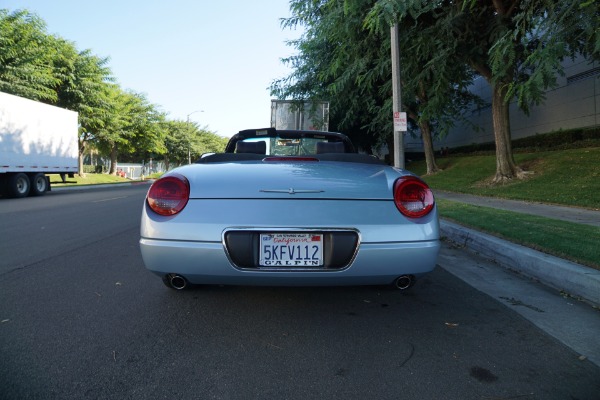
29;173;49;196
7;173;31;198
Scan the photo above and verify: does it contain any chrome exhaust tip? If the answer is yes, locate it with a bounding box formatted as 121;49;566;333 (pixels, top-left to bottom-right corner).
164;274;188;290
394;275;414;290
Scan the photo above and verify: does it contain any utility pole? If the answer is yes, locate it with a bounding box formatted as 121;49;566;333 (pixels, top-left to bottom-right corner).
391;23;405;169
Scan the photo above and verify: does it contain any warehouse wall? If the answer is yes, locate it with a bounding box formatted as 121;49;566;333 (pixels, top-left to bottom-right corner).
405;56;599;151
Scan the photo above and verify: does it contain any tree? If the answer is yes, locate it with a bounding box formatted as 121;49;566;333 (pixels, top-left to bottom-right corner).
162;120;200;168
272;0;383;151
160;120;227;168
1;8;228;173
117;92;167;163
194;125;229;156
369;0;599;182
94;84;136;174
272;0;478;173
365;6;480;173
52;42;115;176
271;0;472;173
0;9;116;176
0;9;58;101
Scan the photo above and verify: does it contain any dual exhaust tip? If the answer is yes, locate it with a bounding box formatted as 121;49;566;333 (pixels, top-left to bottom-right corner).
163;274;414;291
394;275;414;290
163;274;188;290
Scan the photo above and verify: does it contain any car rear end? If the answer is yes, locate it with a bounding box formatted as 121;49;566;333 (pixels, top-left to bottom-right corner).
140;158;440;289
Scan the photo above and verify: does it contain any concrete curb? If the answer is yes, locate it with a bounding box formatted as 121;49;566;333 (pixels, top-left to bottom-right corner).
441;220;600;307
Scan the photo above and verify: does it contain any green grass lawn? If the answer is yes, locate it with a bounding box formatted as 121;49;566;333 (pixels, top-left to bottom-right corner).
409;147;600;210
437;199;600;269
49;174;139;186
49;172;162;186
407;146;600;269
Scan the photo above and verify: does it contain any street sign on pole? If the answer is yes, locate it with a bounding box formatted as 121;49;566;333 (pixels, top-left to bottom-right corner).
393;111;407;132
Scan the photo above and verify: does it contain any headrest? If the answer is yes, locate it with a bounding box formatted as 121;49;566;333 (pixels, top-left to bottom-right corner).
316;141;345;154
235;141;267;154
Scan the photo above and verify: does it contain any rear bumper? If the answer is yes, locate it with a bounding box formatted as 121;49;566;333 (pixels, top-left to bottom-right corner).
139;237;440;286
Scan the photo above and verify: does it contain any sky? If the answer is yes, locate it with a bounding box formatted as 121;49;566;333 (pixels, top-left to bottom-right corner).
2;0;301;137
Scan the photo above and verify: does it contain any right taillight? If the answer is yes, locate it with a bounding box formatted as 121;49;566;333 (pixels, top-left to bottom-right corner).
147;174;190;216
393;176;434;218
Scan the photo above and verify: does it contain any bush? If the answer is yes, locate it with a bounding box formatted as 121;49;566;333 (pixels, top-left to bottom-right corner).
83;165;107;174
449;126;600;155
512;127;600;151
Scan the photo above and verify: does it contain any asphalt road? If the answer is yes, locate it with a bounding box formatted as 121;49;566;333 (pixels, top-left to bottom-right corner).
1;186;599;399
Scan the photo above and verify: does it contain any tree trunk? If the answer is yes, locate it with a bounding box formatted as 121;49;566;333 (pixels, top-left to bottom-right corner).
491;81;522;182
78;139;86;177
413;82;439;174
419;120;439;175
109;144;118;175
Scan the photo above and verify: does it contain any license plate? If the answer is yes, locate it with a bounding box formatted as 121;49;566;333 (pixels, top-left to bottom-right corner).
259;233;323;267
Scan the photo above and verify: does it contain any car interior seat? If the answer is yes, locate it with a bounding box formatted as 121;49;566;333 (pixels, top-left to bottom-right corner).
316;141;345;154
235;141;267;154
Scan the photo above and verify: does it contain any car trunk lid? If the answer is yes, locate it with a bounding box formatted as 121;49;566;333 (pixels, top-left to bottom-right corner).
183;160;397;200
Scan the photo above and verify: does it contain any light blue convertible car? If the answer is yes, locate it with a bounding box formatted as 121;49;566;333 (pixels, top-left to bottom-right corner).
140;128;440;290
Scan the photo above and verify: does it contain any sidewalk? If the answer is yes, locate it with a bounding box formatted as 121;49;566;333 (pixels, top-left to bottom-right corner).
435;191;600;307
436;190;600;227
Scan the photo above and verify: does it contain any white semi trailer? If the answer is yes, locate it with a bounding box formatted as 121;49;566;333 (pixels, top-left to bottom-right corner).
0;91;79;198
270;100;330;131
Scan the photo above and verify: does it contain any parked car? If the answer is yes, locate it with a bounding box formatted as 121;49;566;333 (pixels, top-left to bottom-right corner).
140;128;440;290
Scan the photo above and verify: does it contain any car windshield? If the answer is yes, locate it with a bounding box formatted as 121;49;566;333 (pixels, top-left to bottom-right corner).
243;137;328;156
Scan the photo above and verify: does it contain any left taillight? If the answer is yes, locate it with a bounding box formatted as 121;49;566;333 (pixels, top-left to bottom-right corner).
393;176;435;218
146;174;190;216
